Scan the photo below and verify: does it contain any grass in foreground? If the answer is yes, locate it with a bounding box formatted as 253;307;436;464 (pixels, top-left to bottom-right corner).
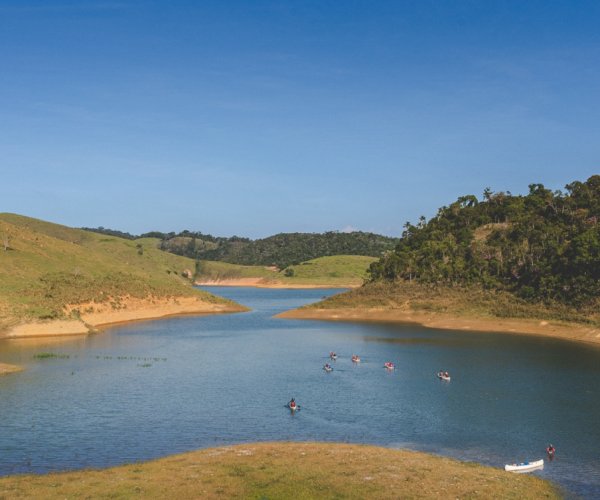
0;442;560;499
306;281;600;326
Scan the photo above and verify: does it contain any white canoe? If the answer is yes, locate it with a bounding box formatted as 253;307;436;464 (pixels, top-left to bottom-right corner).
288;404;298;412
437;373;451;381
323;365;333;372
504;459;544;473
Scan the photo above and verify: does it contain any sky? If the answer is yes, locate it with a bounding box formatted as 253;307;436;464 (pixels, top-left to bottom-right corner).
1;0;599;238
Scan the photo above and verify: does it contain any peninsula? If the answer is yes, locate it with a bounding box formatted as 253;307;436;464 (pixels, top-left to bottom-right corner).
279;177;600;346
0;214;246;346
0;442;559;499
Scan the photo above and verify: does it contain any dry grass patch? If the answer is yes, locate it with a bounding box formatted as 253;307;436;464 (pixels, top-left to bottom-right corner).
0;442;560;499
0;214;242;329
306;281;600;326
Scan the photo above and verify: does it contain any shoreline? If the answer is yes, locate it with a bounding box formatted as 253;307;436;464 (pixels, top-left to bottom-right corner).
277;307;600;347
0;362;23;376
195;278;358;289
1;296;248;341
0;296;248;374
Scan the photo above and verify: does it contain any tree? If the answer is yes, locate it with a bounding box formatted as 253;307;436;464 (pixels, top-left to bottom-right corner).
367;175;600;305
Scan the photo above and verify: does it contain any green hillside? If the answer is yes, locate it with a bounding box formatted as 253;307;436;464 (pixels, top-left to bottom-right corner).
283;255;376;284
196;255;377;287
293;176;600;328
369;176;599;309
0;214;236;330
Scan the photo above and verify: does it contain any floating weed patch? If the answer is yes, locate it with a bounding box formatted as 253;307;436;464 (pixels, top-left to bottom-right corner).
97;355;167;362
34;353;167;363
33;352;70;359
137;363;152;368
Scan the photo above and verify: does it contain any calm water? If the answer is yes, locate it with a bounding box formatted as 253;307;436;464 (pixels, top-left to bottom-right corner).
1;287;599;497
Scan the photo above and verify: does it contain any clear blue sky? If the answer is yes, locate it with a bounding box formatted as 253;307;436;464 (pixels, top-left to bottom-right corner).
1;1;598;238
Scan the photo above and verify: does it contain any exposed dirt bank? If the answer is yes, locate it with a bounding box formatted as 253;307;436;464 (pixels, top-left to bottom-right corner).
0;362;23;376
277;307;600;346
1;296;247;340
0;442;560;499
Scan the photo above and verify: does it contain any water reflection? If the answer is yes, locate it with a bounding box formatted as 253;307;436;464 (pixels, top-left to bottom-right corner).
365;336;468;346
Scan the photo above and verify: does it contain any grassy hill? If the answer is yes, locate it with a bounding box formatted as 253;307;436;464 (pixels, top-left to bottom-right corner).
282;176;600;341
369;176;599;307
0;214;239;332
196;255;378;287
0;442;560;499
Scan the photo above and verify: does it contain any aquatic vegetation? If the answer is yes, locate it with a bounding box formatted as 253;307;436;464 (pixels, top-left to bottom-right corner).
40;353;167;363
33;352;70;359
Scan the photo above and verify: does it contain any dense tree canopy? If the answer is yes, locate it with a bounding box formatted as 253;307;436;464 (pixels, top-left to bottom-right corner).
369;176;600;306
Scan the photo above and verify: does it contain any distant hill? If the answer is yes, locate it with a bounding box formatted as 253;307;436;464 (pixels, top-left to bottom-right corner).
196;255;377;287
82;228;398;270
0;214;239;331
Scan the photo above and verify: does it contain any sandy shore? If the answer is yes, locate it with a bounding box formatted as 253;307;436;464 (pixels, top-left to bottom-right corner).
1;296;246;340
0;362;23;376
277;307;600;346
195;278;358;289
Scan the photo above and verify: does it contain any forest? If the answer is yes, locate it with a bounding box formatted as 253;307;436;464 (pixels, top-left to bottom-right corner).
368;176;600;306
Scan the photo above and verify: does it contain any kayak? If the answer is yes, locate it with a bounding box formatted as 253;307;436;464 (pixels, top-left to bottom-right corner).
351;355;361;363
329;352;338;360
288;403;299;412
384;362;395;370
437;372;451;381
323;364;333;372
504;459;544;473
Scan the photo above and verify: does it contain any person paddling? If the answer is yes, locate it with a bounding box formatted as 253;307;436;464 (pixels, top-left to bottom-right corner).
546;444;556;460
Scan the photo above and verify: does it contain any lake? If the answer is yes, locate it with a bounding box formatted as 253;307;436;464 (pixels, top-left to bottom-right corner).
1;287;599;497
